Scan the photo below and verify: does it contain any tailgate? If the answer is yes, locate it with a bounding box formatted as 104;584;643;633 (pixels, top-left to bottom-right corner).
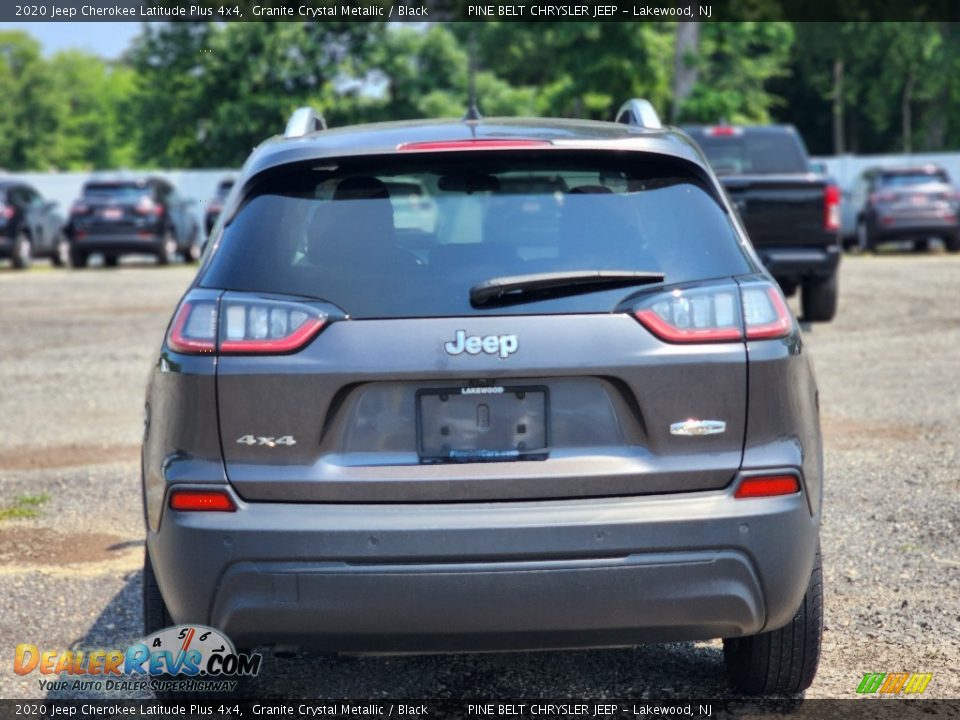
721;174;827;248
217;314;747;503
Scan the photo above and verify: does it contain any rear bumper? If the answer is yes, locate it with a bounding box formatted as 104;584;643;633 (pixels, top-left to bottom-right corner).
148;480;819;653
758;245;841;283
71;228;163;253
872;214;958;241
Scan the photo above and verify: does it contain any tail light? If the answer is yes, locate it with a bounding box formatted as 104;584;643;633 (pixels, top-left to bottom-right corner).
633;281;792;344
734;474;800;499
169;489;236;511
0;203;13;220
135;196;165;217
398;139;551;151
706;126;742;137
167;293;329;356
824;184;841;231
70;202;88;216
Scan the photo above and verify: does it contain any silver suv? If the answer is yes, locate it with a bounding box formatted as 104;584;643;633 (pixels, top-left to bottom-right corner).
142;101;824;696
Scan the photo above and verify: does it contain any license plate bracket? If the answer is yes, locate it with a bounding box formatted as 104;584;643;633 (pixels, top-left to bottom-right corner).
416;385;549;463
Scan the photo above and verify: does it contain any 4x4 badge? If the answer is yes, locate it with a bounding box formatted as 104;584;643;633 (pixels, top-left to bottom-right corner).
444;330;518;359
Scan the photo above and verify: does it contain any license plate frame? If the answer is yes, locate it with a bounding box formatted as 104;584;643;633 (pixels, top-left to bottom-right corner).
416;385;549;463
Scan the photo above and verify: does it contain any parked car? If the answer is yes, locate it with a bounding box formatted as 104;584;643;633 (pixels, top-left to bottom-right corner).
66;177;202;267
683;124;842;322
0;180;69;269
143;101;824;696
849;165;959;253
204;177;234;235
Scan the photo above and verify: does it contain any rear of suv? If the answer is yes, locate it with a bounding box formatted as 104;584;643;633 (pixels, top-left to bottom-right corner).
850;165;960;253
143;104;824;696
67;177;201;267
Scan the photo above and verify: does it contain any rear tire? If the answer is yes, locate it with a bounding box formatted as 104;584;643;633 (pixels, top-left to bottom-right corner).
801;272;838;323
945;232;960;254
70;246;88;268
143;547;173;635
51;234;71;267
855;219;873;254
724;546;823;696
12;232;32;269
156;232;177;266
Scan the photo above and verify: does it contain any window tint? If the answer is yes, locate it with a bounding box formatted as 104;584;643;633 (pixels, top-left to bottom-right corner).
689;131;809;175
879;171;950;187
83;183;151;201
201;154;752;318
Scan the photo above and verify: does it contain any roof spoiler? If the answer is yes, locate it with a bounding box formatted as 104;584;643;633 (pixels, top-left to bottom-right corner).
284;107;327;138
614;99;662;130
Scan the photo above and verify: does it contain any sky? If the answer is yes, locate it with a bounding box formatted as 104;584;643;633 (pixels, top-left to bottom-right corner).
0;22;142;58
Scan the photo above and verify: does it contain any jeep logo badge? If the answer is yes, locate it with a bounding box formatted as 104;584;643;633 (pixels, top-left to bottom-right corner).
444;330;518;359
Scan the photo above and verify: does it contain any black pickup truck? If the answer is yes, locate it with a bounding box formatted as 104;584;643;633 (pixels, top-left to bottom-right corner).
683;125;841;322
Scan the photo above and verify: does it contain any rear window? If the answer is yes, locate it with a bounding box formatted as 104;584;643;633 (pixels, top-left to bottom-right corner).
687;129;809;175
879;171;950;187
215;180;234;199
83;183;151;201
200;153;752;318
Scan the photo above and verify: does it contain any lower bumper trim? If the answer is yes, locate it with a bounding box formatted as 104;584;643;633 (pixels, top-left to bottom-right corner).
211;550;765;652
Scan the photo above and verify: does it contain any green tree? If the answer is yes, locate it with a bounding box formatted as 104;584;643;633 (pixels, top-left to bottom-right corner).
678;22;794;124
0;31;60;170
458;22;674;120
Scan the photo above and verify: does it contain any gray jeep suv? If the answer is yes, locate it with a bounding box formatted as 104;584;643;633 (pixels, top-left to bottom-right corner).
142;102;824;696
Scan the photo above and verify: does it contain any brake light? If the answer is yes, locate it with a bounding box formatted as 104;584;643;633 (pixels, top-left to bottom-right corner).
398;139;551;151
634;285;742;343
135;196;165;217
734;475;800;499
633;281;792;344
707;126;742;137
70;202;88;216
824;184;840;231
167;301;217;354
740;284;793;340
220;297;326;354
0;203;12;220
166;295;328;356
169;489;236;511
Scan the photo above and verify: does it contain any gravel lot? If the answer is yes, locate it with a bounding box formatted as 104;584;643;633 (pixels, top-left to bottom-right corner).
0;255;957;702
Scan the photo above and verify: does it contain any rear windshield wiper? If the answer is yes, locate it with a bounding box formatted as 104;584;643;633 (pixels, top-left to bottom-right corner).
470;270;665;308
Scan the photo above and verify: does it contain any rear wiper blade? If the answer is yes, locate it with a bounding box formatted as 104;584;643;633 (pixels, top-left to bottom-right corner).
470;270;665;308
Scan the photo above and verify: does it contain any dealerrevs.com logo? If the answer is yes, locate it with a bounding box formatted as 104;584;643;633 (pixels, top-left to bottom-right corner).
14;625;261;694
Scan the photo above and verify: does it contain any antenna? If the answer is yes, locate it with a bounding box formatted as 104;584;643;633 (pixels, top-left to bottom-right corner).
463;32;482;121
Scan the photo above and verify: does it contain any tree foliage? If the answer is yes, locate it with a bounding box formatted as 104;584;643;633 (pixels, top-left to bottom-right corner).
1;22;959;170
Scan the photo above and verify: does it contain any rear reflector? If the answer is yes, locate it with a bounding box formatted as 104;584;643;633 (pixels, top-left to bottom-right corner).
169;489;236;511
734;475;800;499
398;139;551;151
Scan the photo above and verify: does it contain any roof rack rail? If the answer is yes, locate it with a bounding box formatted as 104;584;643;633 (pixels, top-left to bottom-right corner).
614;99;662;130
284;107;327;138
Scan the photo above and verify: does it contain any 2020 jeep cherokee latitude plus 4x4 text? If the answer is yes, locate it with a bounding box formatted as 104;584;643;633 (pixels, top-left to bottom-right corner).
142;104;824;696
